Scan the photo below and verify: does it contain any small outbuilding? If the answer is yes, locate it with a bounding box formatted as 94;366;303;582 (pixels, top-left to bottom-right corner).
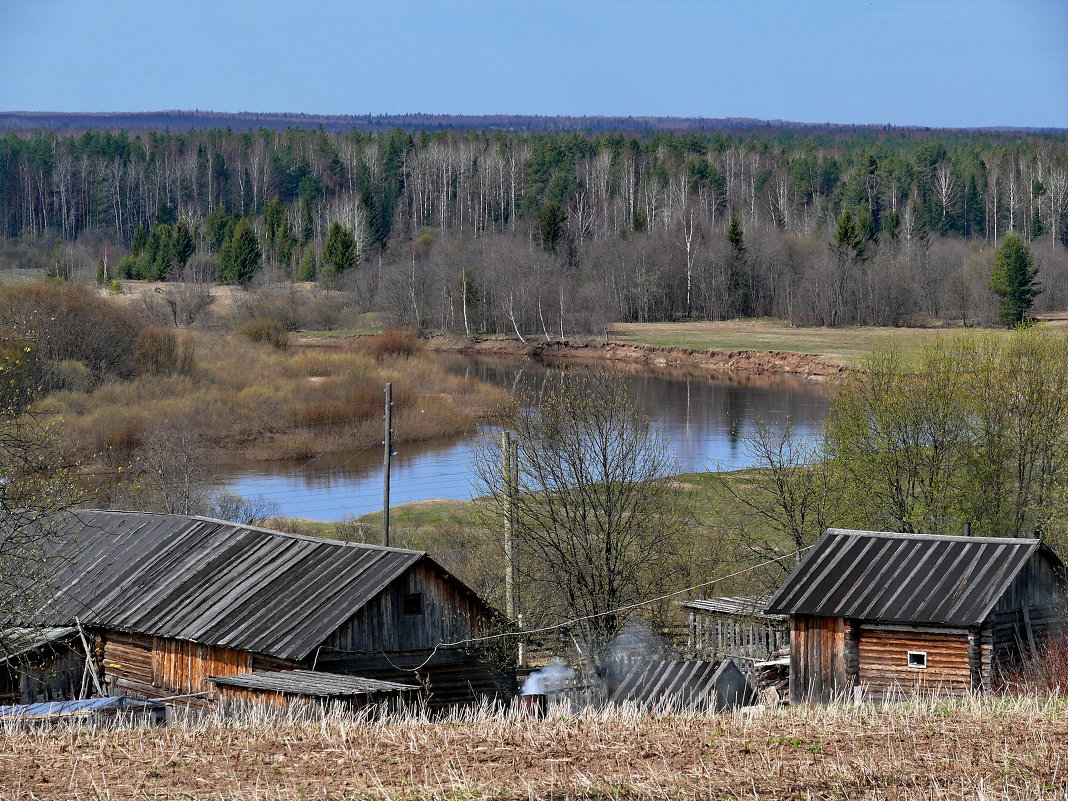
765;529;1067;702
679;595;787;661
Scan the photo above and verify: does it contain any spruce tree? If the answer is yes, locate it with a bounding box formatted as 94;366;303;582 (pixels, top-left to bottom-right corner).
989;234;1040;327
726;213;751;317
173;219;195;269
219;219;261;284
297;246;317;281
322;221;357;272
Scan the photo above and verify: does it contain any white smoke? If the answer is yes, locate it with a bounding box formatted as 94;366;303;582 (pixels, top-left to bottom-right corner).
522;660;575;695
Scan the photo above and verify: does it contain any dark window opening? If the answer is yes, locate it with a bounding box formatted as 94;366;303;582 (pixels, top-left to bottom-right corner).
403;592;423;615
907;651;927;669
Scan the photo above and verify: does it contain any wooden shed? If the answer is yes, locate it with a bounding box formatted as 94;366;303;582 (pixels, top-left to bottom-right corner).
765;529;1067;702
679;595;787;661
3;510;514;708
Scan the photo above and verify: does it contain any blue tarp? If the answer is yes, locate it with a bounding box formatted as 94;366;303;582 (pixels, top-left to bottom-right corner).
0;696;165;720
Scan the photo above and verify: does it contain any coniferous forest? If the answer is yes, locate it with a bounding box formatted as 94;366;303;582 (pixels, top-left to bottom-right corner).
2;125;1067;333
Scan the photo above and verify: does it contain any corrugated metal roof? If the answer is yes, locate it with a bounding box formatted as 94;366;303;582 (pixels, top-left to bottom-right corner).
765;528;1058;626
0;696;164;720
6;510;431;660
678;595;785;620
610;660;719;707
207;670;418;697
0;627;78;664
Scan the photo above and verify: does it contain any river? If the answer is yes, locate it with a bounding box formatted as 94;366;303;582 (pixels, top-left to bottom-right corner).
213;354;833;521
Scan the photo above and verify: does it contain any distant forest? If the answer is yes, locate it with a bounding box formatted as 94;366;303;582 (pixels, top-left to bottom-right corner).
2;124;1067;332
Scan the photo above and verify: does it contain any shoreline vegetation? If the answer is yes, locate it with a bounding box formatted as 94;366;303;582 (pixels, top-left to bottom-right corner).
40;331;510;467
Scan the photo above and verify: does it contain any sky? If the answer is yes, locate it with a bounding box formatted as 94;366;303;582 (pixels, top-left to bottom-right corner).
1;0;1066;128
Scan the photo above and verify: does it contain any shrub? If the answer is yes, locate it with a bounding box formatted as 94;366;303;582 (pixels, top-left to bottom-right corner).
0;281;147;390
998;633;1068;695
295;386;382;426
133;326;197;376
239;318;289;350
94;422;145;465
363;327;420;360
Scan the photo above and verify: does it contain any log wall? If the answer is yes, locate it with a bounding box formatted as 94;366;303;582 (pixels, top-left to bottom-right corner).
856;626;971;697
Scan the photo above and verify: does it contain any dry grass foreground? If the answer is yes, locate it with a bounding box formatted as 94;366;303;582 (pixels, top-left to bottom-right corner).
3;697;1068;800
610;316;1068;366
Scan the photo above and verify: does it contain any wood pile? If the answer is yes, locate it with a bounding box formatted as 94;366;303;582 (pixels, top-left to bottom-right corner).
753;648;790;706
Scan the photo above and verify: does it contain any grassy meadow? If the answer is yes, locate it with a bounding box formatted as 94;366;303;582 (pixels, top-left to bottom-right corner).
609;315;1068;365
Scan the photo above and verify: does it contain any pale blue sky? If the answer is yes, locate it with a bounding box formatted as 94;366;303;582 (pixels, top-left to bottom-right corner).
1;0;1065;127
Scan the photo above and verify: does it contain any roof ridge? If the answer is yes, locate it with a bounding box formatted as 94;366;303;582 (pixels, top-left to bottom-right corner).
79;510;428;557
828;528;1040;546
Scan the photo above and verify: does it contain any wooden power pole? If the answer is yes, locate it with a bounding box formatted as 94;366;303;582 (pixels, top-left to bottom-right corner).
383;382;393;547
502;431;517;620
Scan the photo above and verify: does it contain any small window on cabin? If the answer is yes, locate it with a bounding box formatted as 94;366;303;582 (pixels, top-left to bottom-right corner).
907;651;928;669
403;592;423;615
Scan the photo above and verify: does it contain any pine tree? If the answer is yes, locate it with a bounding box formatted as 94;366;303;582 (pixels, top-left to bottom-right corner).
989;234;1041;327
219;219;261;284
322;221;357;272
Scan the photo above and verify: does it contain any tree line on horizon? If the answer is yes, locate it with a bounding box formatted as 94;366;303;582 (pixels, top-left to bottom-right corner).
1;126;1066;332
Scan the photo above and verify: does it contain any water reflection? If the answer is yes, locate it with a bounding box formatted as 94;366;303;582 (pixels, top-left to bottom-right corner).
213;354;833;521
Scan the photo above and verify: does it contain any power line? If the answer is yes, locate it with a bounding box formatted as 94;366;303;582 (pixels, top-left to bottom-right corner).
370;545;813;673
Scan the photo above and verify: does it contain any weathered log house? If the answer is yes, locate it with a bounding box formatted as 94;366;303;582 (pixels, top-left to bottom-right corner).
1;511;513;707
765;529;1067;702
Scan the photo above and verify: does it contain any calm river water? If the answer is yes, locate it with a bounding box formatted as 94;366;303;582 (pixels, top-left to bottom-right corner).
214;355;833;521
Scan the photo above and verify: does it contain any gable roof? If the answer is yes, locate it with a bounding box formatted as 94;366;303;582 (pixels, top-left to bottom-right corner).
4;510;470;661
765;528;1063;627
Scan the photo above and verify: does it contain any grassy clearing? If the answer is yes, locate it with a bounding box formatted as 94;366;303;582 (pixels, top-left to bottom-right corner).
3;696;1067;799
609;317;1068;365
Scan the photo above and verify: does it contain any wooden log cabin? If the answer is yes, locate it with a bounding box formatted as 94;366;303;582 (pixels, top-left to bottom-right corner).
764;529;1067;702
1;511;513;707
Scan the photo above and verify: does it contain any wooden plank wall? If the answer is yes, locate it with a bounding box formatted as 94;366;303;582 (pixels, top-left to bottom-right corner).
324;562;490;653
789;615;845;703
856;627;971;698
687;613;788;660
100;631;295;699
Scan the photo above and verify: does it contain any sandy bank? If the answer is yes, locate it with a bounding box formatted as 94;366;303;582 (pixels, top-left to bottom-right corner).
424;335;846;381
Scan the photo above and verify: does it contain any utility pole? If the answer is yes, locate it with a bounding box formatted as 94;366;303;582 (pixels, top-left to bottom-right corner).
501;433;514;619
502;430;517;621
382;382;393;547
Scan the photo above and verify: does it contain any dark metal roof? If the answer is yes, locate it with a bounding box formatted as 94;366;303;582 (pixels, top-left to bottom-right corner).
678;595;785;621
207;670;418;697
610;660;719;707
0;627;78;664
765;529;1059;626
7;510;433;660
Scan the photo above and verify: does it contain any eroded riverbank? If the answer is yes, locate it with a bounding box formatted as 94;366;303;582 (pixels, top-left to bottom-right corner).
423;335;847;381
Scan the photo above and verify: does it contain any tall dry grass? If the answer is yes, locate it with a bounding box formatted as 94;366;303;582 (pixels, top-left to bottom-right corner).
36;332;509;464
3;696;1068;799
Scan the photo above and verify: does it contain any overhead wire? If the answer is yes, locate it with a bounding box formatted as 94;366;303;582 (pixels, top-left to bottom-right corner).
367;545;814;673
